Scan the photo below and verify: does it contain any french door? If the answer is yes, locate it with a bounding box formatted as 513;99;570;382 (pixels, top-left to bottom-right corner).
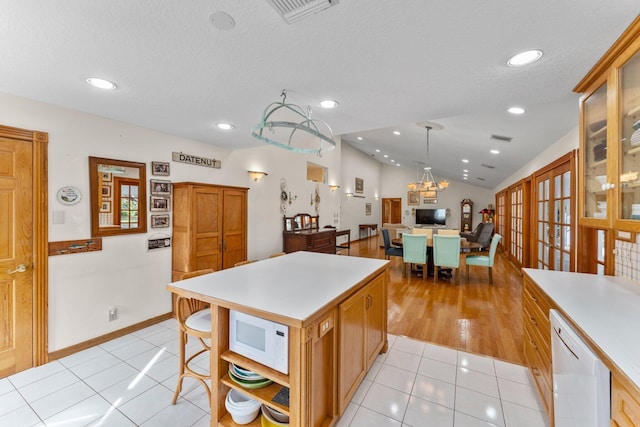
533;153;575;271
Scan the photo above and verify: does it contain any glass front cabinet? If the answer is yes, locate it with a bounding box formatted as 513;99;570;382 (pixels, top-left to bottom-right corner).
578;22;640;232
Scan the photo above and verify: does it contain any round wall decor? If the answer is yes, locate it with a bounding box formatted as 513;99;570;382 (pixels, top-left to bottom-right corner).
56;186;82;205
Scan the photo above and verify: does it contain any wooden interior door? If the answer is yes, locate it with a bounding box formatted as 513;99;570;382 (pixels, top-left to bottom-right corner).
534;160;574;271
509;183;524;267
0;135;34;376
382;198;401;224
495;190;507;250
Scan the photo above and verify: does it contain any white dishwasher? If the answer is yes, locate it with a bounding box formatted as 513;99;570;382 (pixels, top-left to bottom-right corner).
550;309;610;427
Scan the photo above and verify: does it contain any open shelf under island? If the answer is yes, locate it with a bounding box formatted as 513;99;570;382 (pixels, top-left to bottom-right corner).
167;251;390;427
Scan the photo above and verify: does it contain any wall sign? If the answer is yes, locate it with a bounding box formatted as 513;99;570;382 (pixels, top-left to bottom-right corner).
56;186;82;205
172;152;221;169
148;237;171;250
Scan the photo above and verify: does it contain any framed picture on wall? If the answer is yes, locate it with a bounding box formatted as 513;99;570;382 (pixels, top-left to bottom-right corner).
100;200;111;213
355;177;364;194
101;186;111;198
365;203;372;216
407;191;420;206
151;214;170;228
151;161;170;176
150;195;171;212
150;179;172;195
101;172;112;182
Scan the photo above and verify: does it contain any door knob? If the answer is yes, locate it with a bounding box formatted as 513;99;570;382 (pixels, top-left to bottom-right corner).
7;264;27;274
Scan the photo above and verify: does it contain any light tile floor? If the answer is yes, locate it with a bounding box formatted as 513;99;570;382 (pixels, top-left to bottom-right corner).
0;319;549;426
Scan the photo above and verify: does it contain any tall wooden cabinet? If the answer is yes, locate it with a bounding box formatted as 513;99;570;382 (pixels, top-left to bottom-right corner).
577;17;640;236
171;182;248;281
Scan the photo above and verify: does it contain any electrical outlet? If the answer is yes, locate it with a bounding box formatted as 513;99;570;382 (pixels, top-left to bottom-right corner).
108;307;117;321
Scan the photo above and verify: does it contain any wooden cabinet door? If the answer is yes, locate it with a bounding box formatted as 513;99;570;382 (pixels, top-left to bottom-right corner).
338;289;366;413
365;275;385;369
193;186;223;271
222;188;247;269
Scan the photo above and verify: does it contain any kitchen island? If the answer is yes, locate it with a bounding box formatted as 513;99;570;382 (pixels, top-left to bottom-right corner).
167;251;389;427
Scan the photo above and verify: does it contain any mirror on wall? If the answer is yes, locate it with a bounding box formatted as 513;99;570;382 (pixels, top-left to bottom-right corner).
89;156;147;237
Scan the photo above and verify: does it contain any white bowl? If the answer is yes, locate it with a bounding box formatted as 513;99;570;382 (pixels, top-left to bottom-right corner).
226;390;260;425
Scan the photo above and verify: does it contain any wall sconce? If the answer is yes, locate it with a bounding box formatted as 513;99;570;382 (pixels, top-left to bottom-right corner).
346;192;353;198
330;185;340;192
248;170;268;181
374;195;380;201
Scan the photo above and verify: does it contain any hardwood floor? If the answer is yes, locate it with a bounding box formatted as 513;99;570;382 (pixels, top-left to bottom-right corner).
345;236;525;365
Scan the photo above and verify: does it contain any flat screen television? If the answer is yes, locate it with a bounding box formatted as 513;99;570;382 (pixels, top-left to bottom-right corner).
415;208;446;226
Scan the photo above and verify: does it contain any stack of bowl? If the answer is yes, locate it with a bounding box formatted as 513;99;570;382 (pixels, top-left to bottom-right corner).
225;389;261;425
261;404;290;426
229;363;273;389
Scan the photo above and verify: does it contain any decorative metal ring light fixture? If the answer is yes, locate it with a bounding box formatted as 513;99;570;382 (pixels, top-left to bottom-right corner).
251;90;336;157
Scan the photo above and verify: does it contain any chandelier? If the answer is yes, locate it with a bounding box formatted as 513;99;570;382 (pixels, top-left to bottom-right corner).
407;124;449;193
251;90;336;157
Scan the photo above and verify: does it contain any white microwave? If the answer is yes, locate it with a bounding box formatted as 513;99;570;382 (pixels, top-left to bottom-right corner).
229;310;289;374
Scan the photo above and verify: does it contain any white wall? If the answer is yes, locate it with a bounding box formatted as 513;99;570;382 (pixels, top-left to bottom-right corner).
380;164;495;231
0;92;341;351
493;127;579;192
339;143;382;241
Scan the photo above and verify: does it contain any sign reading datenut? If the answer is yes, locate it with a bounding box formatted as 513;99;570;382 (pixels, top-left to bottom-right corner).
172;152;221;169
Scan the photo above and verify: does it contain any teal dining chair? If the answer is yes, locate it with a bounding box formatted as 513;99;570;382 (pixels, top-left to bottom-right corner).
402;234;427;278
466;233;502;284
433;234;461;283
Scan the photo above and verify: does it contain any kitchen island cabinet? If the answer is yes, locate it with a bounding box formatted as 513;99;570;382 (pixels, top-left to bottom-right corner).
167;252;389;427
523;268;640;427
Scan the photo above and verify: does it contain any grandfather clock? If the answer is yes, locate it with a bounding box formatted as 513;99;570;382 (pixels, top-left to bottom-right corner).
461;199;473;232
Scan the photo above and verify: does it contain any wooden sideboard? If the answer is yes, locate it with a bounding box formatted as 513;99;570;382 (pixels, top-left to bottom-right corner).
282;213;336;254
283;229;336;254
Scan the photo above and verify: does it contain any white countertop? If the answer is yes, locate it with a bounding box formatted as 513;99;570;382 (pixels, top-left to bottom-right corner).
168;251;389;323
523;268;640;389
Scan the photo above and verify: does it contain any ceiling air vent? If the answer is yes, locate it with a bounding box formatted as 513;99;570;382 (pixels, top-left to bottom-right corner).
481;164;496;169
490;134;513;143
476;177;486;181
266;0;339;24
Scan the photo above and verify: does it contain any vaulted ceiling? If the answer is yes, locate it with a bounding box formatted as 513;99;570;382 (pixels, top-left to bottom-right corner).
2;1;639;188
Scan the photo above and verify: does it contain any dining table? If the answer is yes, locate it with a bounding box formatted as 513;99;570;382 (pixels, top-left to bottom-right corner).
391;236;485;278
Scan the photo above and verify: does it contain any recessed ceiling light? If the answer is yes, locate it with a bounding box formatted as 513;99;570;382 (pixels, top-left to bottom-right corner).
462;159;469;163
216;122;234;130
396;164;401;167
463;169;469;173
464;177;468;180
490;149;500;154
463;173;468;177
393;131;401;135
375;149;381;153
383;154;389;158
508;106;526;115
320;100;339;109
391;160;395;163
86;77;117;90
507;50;543;67
357;136;363;141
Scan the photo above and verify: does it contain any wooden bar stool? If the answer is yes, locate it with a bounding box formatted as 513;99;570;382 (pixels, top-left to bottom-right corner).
172;269;214;405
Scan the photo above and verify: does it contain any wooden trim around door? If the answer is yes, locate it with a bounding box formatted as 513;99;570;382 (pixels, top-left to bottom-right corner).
0;125;49;366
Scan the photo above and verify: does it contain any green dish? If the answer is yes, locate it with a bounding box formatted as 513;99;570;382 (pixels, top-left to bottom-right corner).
228;370;273;389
